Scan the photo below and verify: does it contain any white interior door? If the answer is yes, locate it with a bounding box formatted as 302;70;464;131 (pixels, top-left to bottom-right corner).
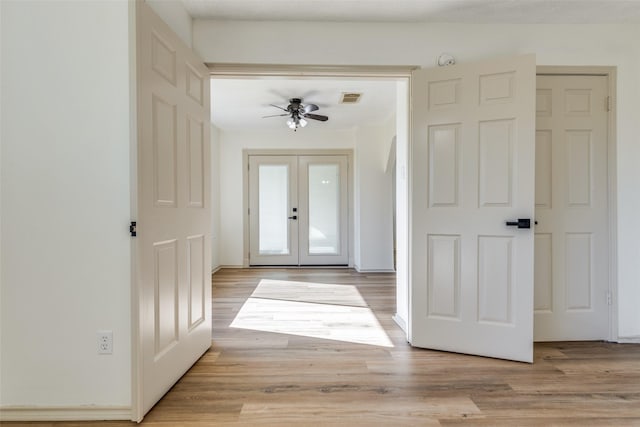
299;155;349;265
410;55;536;362
534;75;609;340
249;155;299;265
137;2;212;417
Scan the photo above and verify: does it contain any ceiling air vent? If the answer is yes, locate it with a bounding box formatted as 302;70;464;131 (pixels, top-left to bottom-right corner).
340;92;362;104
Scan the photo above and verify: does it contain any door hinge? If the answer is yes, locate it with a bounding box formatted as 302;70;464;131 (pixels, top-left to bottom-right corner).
130;221;137;237
606;291;612;305
606;96;611;112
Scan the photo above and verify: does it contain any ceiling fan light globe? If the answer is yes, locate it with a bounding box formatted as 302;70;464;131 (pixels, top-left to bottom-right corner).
286;118;296;129
299;118;308;127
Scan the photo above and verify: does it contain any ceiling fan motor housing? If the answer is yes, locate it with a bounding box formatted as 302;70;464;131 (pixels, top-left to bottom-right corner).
288;98;302;112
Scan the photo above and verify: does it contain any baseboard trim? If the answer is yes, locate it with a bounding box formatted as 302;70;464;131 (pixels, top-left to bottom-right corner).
616;336;640;344
354;264;396;273
211;265;222;274
392;314;407;332
0;405;131;422
218;264;245;269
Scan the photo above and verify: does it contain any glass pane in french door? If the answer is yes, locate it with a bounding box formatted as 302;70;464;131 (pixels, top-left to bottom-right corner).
308;164;339;254
258;164;290;255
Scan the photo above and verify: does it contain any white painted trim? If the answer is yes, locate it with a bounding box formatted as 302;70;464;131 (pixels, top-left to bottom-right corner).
392;314;407;332
536;66;618;342
0;406;131;422
211;265;222;274
353;262;396;273
616;336;640;344
207;63;416;79
606;69;619;342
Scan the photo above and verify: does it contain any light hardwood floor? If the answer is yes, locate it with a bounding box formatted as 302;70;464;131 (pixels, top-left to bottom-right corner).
5;268;640;426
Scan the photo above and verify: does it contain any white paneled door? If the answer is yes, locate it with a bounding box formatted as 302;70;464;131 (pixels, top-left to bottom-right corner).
534;75;609;340
410;55;536;362
249;155;349;266
136;2;212;418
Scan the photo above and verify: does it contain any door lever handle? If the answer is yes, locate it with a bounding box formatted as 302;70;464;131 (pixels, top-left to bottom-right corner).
288;215;297;220
505;218;531;229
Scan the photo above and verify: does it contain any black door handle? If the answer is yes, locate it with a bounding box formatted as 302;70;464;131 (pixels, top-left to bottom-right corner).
288;215;297;220
505;218;531;229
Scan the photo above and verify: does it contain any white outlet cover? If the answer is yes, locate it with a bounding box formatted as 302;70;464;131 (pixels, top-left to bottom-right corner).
97;330;113;355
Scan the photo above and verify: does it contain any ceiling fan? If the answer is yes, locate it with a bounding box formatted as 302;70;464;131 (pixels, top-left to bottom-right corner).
263;98;329;131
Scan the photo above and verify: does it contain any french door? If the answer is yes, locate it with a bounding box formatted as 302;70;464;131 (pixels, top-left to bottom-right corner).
248;154;349;266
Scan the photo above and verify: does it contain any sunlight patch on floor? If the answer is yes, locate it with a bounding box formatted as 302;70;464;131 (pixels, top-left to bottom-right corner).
230;279;394;348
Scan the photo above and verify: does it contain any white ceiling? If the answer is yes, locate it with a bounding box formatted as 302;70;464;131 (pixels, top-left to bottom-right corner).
211;78;397;131
183;0;640;24
200;0;639;131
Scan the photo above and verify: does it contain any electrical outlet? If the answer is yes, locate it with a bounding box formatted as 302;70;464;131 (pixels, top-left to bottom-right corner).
97;330;113;354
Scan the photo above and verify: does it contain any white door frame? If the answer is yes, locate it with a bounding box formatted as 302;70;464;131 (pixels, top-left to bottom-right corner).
244;150;354;267
536;66;618;341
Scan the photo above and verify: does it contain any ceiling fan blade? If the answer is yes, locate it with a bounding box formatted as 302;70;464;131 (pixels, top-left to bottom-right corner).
304;113;329;122
262;113;289;118
302;103;319;114
269;104;288;112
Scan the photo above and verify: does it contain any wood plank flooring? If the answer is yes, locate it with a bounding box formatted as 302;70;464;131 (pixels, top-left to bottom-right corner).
5;268;640;426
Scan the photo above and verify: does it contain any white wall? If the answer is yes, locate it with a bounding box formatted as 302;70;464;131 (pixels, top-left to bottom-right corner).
1;1;132;409
218;128;356;266
353;117;396;272
195;21;640;339
145;0;192;48
211;124;221;270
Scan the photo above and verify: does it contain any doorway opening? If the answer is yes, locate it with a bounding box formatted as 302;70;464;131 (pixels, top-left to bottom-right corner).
208;66;413;332
207;62;618;357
